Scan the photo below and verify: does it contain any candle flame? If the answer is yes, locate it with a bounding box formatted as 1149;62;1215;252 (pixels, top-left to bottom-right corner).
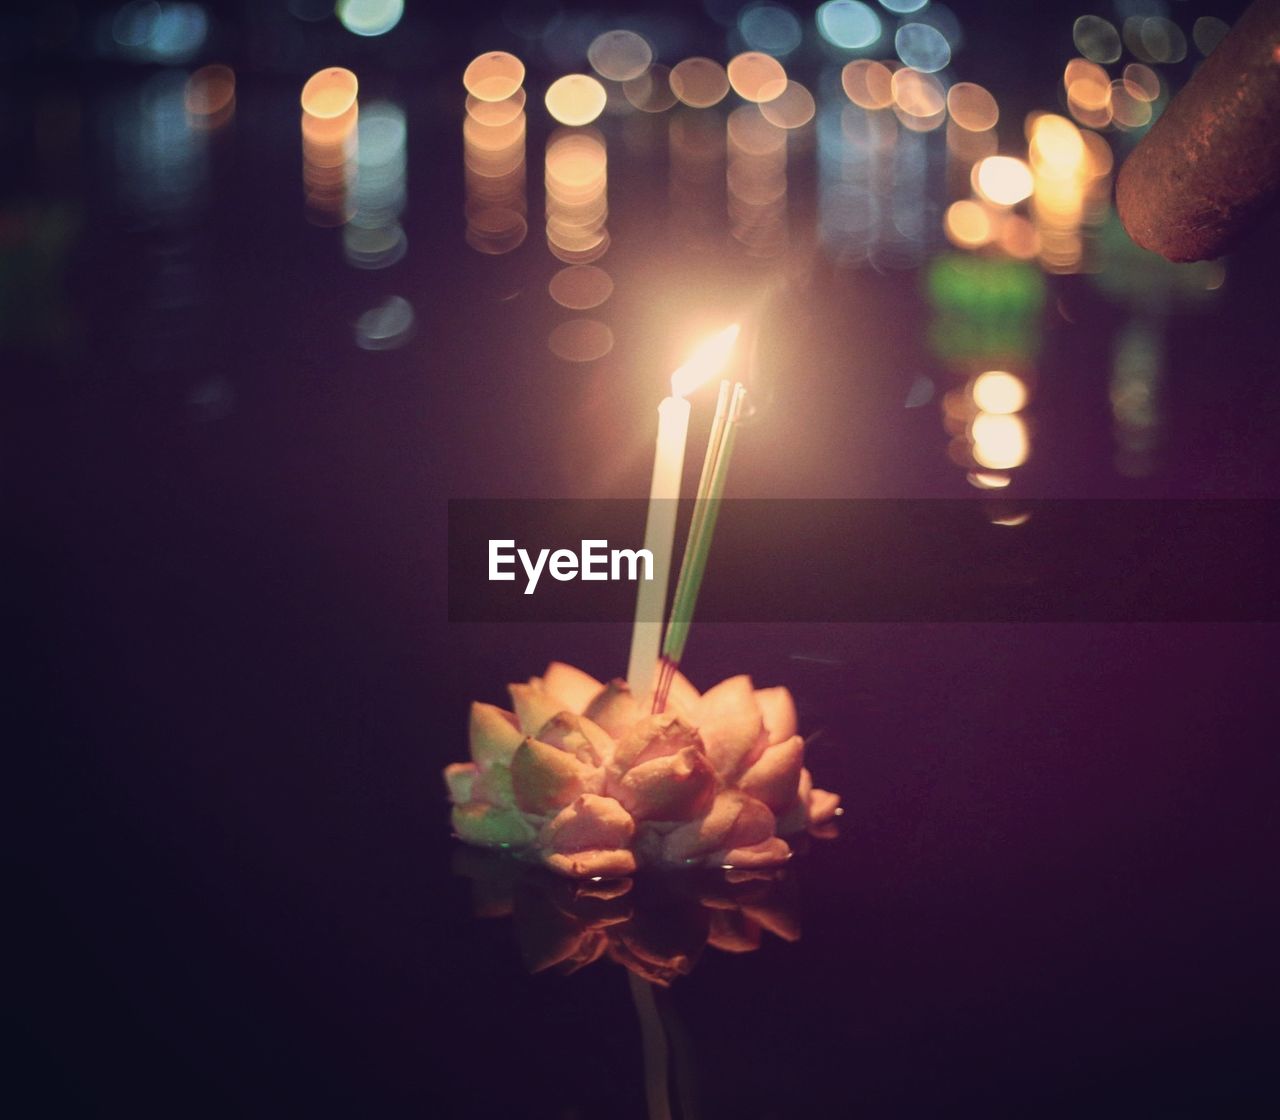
670;324;740;398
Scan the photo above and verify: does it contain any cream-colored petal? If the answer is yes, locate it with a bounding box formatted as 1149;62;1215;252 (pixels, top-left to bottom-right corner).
611;713;704;774
451;802;538;848
743;897;801;942
662;791;775;864
541;661;604;714
468;701;523;769
696;675;768;781
508;683;565;736
443;762;477;805
713;836;792;870
754;685;798;744
544;848;638;879
471;762;515;809
807;787;841;824
737;734;804;813
535;711;615;768
582;678;641;738
540;794;635;854
775;765;814;834
613;747;717;822
510;736;593;815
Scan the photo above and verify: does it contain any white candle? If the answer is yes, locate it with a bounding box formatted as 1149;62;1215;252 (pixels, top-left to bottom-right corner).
626;325;740;701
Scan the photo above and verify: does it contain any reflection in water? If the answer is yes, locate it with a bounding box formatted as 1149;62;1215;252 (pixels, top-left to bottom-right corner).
453;847;808;985
345;100;407;269
463;63;527;256
669;109;724;244
184;64;235;132
300;68;358;226
726;105;787;258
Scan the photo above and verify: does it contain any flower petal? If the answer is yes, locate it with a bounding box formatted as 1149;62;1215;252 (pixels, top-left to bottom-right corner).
471;762;515;809
737;734;804;813
508;683;565;736
696;675;768;781
706;910;763;953
807;787;841;824
540;661;604;713
612;713;704;774
451;802;537;848
540;794;635;853
612;747;717;822
662;791;776;864
754;686;798;745
582;678;641;738
535;711;615;768
510;736;593;815
713;836;792;870
468;702;523;769
443;762;477;805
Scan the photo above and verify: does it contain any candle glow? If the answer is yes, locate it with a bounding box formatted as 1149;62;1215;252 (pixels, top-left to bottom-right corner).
626;325;740;701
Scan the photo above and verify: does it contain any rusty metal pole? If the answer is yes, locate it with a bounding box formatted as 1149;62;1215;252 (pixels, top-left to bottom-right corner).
1116;0;1280;262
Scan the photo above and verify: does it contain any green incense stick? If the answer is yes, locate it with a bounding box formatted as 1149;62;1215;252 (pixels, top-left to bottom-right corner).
661;383;746;665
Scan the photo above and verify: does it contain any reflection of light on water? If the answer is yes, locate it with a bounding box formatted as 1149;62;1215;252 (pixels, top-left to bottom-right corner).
669;108;725;241
548;318;614;362
301;68;358;226
463;55;527;256
355;294;414;350
971;412;1029;470
1110;317;1163;478
1027;113;1109;274
345;100;407;269
545;128;609;263
549;265;614;310
727;105;788;258
823;64;945;270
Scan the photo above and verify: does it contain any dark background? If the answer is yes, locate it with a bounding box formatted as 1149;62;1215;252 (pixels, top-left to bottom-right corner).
8;1;1278;1115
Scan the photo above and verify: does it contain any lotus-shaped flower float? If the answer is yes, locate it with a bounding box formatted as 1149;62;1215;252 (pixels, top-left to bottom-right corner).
444;662;840;878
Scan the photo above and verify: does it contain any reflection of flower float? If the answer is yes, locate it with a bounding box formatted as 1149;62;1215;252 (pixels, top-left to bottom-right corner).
444;661;840;878
453;846;809;986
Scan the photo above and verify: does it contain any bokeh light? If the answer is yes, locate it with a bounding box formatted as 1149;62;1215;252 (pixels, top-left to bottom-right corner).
546;75;608;127
336;0;404;37
301;67;358;118
974;156;1033;206
623;65;677;113
587;30;653;82
841;59;894;110
759;81;815;129
185;64;235;129
1072;15;1121;64
726;52;788;103
545;128;609;264
892;68;945;131
466;88;527;128
815;1;881;50
895;23;950;73
549;265;614;310
355;295;414;350
463;52;525;102
971;413;1029;469
1192;16;1230;56
738;3;803;57
972;370;1028;414
880;0;928;13
944;199;993;249
947;82;998;132
670;58;730;108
